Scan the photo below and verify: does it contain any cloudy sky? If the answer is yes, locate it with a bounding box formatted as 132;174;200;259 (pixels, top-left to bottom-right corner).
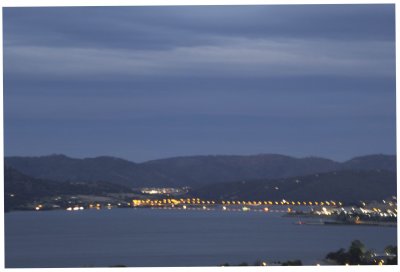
3;5;396;162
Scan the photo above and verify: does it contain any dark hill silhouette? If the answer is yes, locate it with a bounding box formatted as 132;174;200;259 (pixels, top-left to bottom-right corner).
190;170;397;203
5;153;396;188
142;154;340;186
5;166;396;207
5;154;176;187
4;166;133;211
342;154;396;171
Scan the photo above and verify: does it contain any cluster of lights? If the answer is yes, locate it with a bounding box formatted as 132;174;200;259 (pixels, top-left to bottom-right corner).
132;198;217;206
88;203;102;209
353;207;397;218
131;198;342;207
140;187;186;195
32;199;346;211
315;207;333;216
66;206;84;211
314;203;398;220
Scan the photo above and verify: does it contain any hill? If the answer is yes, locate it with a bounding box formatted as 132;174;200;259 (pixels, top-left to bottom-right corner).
5;154;396;188
342;154;397;171
5;154;175;187
4;167;133;211
189;170;397;203
142;154;340;186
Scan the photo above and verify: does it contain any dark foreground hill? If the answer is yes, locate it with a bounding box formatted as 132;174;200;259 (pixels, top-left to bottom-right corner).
190;170;397;203
5;166;396;209
5;154;396;188
4;167;133;211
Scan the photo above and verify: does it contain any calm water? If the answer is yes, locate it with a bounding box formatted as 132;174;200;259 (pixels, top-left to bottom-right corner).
5;208;397;268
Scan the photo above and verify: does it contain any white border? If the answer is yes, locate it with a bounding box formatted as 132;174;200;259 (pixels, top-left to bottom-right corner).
0;0;398;7
0;1;398;272
0;3;4;272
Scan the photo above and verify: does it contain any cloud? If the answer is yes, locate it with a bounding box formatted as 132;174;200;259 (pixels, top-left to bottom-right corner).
3;5;395;50
4;37;395;79
3;5;396;161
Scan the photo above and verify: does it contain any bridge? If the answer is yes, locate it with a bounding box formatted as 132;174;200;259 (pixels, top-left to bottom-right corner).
131;198;343;209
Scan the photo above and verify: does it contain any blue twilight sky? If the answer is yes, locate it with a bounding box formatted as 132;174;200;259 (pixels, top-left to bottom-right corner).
3;5;396;162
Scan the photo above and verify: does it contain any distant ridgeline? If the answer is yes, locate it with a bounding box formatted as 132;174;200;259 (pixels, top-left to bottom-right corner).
4;154;397;209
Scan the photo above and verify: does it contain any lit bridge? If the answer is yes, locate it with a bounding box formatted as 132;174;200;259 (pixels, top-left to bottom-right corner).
131;198;342;208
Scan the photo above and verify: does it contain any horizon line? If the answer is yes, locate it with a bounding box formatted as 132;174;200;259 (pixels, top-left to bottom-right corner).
4;152;396;164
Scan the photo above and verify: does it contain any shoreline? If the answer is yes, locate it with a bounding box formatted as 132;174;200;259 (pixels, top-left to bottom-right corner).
5;207;397;228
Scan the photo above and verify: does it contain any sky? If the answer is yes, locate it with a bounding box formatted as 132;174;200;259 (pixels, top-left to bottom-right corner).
3;4;396;162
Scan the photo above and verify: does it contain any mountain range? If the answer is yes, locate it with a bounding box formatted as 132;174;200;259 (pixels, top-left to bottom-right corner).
5;154;396;188
4;153;397;209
